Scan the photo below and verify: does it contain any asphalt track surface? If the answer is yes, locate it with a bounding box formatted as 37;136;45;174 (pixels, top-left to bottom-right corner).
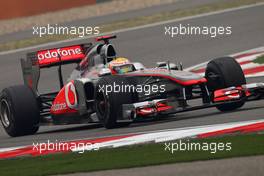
0;0;230;43
0;4;264;148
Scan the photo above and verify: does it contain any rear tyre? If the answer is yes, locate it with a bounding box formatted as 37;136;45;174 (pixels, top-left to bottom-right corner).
205;57;246;112
95;76;136;129
0;85;40;137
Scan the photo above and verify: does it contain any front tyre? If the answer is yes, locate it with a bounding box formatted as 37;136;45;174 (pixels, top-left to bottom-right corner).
205;57;246;112
0;85;40;137
95;76;136;129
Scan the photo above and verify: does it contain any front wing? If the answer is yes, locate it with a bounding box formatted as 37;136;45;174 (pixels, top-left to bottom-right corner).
122;83;264;120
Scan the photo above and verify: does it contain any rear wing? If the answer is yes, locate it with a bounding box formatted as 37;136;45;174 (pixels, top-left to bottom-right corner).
21;43;92;93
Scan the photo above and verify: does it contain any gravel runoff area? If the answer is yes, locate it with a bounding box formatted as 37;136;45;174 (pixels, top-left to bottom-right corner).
61;155;264;176
0;0;178;36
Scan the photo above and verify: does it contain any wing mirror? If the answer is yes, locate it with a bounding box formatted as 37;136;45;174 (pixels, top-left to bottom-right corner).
156;61;182;70
99;68;112;77
133;62;145;70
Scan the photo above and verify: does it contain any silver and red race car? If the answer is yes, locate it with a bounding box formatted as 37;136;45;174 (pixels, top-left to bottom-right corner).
1;35;264;137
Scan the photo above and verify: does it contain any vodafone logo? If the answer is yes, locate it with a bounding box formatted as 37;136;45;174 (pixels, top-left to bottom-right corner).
38;47;82;61
37;45;85;67
65;82;78;109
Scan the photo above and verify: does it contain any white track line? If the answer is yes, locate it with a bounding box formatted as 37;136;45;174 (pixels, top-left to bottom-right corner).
185;46;264;72
73;119;264;151
1;2;264;56
185;46;264;79
1;119;263;154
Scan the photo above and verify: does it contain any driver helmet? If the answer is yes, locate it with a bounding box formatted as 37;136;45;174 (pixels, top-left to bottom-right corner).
108;57;134;74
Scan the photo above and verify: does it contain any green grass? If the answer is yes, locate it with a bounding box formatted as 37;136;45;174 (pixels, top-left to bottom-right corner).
0;0;264;52
253;55;264;64
0;134;264;176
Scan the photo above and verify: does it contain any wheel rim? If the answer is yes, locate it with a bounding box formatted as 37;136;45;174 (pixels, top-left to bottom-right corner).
0;99;11;127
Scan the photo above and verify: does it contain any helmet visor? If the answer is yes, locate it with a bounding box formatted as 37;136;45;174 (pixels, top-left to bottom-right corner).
113;64;134;74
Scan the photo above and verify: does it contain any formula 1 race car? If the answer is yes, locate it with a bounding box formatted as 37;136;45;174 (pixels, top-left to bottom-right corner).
1;35;264;137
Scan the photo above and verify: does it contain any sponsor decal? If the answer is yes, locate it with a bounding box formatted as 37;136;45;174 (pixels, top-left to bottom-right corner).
65;82;78;110
51;103;67;112
37;45;85;66
50;81;78;114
